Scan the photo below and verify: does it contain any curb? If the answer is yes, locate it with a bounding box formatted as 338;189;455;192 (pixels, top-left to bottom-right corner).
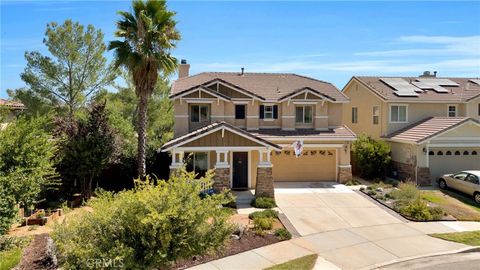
363;246;480;269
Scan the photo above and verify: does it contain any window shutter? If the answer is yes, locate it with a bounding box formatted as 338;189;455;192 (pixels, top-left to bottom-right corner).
273;105;278;119
259;105;264;119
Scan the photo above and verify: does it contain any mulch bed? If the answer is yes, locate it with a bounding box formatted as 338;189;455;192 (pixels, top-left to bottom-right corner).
15;234;57;270
172;231;281;269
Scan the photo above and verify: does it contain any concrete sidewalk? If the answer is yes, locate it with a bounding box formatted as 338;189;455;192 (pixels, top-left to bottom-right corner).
190;221;480;270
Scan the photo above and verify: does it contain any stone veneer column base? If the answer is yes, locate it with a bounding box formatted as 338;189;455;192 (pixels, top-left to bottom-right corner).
169;167;182;178
338;165;352;184
213;167;230;192
392;161;415;182
255;167;274;198
417;167;431;186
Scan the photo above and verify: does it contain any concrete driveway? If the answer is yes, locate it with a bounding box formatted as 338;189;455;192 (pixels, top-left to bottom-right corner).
274;182;401;235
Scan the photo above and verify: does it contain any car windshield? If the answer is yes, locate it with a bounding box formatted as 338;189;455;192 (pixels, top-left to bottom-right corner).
453;173;468;180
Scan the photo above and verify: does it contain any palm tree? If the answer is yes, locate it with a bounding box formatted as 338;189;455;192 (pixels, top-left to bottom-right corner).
109;0;180;177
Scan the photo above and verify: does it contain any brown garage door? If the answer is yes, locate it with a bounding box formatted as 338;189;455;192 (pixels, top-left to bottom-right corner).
271;149;336;182
429;148;480;181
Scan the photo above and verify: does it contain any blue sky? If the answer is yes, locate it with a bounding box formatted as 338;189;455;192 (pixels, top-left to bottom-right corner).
1;1;480;98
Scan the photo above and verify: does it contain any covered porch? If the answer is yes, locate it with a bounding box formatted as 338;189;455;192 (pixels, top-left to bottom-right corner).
160;122;282;197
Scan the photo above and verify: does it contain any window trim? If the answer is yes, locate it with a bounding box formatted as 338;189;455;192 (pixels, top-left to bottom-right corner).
263;105;274;120
295;105;313;124
389;104;408;123
351;107;358;124
447;104;458;117
372;106;380;125
190;104;210;123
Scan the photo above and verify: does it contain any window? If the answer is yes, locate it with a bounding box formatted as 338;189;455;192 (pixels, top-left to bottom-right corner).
472;151;478;155
478;103;480;116
260;105;278;119
466;174;479;184
295;106;313;124
454;172;468;181
190;105;209;123
351;107;358;124
446;151;452;155
437;151;443;155
372;106;379;125
235;105;246;119
390;105;407;123
455;151;461;155
464;151;470;155
428;151;435;156
185;152;208;178
448;105;457;117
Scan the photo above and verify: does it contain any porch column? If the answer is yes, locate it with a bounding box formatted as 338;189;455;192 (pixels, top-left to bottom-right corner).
213;150;230;192
169;150;184;177
255;149;274;198
337;143;352;183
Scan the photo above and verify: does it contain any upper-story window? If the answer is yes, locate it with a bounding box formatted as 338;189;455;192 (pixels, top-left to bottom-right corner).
190;104;210;123
351;107;358;124
295;105;313;124
447;105;457;117
390;105;407;123
260;105;278;120
372;106;379;125
235;104;246;119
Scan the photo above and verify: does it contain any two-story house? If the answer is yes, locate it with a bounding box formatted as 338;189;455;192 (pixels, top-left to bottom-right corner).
161;61;356;197
342;73;480;185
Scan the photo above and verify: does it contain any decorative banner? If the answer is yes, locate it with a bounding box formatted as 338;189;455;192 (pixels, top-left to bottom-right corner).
292;140;304;158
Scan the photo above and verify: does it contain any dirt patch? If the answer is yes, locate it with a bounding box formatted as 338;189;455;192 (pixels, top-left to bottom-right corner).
15;234;57;270
172;230;280;269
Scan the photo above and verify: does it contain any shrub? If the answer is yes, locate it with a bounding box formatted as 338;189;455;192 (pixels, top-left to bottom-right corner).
248;209;278;220
0;236;30;252
430;207;444;220
345;179;361;186
52;169;234;269
253;217;273;230
359;187;365;191
398;198;432;220
352;135;391;180
274;228;292;240
222;191;237;208
390;183;420;206
367;190;377;196
251;197;276;209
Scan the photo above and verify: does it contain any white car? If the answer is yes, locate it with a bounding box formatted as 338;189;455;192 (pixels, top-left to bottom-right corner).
439;170;480;204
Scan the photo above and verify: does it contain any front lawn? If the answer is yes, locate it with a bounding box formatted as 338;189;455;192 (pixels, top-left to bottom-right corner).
361;182;480;221
264;254;318;270
420;190;480;221
430;231;480;246
0;248;22;270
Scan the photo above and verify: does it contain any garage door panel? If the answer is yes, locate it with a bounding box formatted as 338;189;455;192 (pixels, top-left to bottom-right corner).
272;150;336;182
429;148;480;180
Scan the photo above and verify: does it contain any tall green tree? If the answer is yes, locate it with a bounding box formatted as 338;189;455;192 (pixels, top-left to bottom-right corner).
58;102;119;200
109;0;180;177
10;20;115;118
0;117;57;234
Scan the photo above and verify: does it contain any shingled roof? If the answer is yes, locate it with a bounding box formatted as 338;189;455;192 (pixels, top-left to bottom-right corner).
171;72;349;102
383;117;479;144
353;76;480;102
0;99;25;109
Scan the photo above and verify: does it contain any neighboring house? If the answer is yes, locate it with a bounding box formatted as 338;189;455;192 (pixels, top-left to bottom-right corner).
0;98;25;129
161;61;356;197
342;73;480;185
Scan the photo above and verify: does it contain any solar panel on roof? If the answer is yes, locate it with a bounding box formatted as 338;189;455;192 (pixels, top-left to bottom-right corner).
380;78;420;97
416;78;459;86
470;79;480;85
411;81;449;93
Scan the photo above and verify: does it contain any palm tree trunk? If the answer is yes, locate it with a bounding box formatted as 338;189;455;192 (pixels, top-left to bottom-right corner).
137;93;148;177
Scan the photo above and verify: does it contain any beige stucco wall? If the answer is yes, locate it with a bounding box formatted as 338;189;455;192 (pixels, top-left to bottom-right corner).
342;80;385;139
466;96;480;121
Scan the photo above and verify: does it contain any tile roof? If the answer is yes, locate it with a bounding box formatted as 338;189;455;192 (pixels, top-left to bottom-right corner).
383;117;478;144
0;99;25;109
251;125;357;141
160;121;282;151
171;72;349;102
354;76;480;102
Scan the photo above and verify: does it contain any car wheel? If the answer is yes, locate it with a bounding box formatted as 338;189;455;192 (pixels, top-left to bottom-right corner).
474;193;480;204
439;179;447;189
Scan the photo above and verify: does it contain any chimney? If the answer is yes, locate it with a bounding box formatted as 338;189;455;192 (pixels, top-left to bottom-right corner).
240;67;244;76
433;71;437;77
178;59;190;79
419;71;437;78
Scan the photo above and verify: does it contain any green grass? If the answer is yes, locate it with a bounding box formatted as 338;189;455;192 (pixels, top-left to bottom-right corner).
264;254;318;270
430;231;480;246
0;248;22;270
420;190;480;221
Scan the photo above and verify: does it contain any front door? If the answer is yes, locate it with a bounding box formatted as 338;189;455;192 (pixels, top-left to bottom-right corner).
232;152;248;189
